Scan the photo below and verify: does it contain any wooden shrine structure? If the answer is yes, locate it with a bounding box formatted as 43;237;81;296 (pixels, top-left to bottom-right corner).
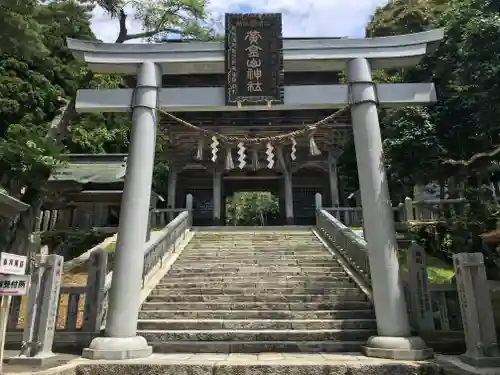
37;154;161;232
68;14;441;226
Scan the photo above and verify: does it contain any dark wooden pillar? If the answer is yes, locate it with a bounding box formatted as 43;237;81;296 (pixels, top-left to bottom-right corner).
212;167;223;226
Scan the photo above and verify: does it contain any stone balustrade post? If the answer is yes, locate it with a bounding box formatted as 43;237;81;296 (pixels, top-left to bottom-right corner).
315;192;323;210
406;242;434;331
404;197;414;221
185;193;193;227
453;252;500;367
82;249;108;332
10;254;63;366
315;193;323;225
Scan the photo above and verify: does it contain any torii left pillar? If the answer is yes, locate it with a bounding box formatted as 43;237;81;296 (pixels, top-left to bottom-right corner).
82;62;161;360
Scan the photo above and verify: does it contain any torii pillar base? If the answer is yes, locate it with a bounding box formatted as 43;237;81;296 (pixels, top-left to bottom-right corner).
362;336;433;361
82;337;152;360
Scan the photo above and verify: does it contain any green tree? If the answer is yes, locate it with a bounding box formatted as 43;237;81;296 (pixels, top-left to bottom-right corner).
226;192;280;226
361;0;500;188
362;0;500;267
0;0;214;255
81;0;215;42
0;0;94;254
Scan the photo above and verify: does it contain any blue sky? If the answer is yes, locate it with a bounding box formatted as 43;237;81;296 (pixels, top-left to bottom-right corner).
91;0;390;43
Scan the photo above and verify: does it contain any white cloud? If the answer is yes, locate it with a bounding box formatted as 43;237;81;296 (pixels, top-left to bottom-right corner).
91;0;390;43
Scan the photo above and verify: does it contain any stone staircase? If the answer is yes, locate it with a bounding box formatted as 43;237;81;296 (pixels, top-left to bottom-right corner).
138;229;377;353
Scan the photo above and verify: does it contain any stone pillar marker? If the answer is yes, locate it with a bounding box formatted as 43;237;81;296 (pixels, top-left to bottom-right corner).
453;252;500;368
82;61;161;360
347;57;432;360
10;254;63;366
406;242;434;331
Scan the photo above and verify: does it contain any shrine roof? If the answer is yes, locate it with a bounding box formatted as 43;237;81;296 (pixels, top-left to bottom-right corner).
49;154;127;185
0;188;30;218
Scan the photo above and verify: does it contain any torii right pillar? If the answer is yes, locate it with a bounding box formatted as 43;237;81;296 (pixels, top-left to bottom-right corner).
347;57;433;360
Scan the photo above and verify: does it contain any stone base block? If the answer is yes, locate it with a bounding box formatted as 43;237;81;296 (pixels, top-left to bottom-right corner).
362;335;434;360
82;336;152;360
459;354;500;368
8;352;62;367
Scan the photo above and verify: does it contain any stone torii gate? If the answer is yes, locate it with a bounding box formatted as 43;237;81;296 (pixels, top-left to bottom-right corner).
66;27;444;360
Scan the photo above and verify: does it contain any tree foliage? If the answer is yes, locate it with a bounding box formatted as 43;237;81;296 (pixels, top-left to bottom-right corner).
79;0;216;42
0;0;213;255
348;0;500;188
0;0;94;254
226;192;280;226
359;0;500;265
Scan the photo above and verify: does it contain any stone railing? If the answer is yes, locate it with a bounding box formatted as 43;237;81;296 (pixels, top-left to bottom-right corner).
318;192;500;362
403;197;466;222
314;194;462;335
6;195;193;354
316;208;371;286
149;208;187;229
323;197;467;227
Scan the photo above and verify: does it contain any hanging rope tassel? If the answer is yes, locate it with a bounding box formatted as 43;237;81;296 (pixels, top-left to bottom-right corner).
237;142;247;169
251;149;260;171
309;135;321;156
290;137;297;161
225;147;234;170
195;137;204;160
210;136;219;162
266;142;275;169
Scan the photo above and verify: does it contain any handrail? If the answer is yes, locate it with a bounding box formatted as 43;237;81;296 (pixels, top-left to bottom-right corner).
97;206;192;330
316;209;372;286
142;211;189;283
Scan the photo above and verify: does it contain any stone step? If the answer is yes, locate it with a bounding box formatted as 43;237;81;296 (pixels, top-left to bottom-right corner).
148;340;364;353
184;248;327;252
188;244;323;247
181;254;330;259
188;236;318;240
146;293;366;303
189;235;318;238
168;266;343;273
177;256;335;262
168;266;345;273
149;287;360;295
141;301;372;311
155;280;354;289
138;328;376;342
138;309;376;320
164;271;347;278
185;243;325;247
188;245;324;247
159;275;349;283
182;252;330;258
175;257;340;267
137;318;377;330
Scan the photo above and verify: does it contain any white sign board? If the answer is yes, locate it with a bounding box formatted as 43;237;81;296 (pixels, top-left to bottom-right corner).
0;252;27;275
0;274;30;296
